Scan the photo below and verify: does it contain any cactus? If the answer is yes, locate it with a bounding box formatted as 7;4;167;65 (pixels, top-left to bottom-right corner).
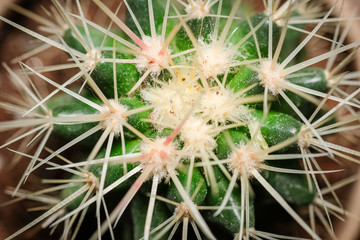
0;0;360;239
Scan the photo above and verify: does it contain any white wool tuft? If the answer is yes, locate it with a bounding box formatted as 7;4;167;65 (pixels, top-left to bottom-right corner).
259;60;286;95
140;138;179;179
196;40;232;79
227;143;264;176
135;36;170;75
185;0;210;19
180;116;217;153
100;100;128;135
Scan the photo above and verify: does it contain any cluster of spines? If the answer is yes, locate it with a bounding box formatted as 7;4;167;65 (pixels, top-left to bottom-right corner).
0;0;360;240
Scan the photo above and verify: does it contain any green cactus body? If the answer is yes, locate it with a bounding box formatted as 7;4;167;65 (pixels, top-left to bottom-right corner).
278;11;307;64
166;163;208;208
262;160;316;206
216;129;250;159
91;51;140;98
131;194;171;240
175;16;215;52
206;166;255;234
235;109;303;153
2;1;359;240
52;99;101;143
63;25;119;53
272;68;328;118
90;139;141;190
228;12;280;61
125;0;177;38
